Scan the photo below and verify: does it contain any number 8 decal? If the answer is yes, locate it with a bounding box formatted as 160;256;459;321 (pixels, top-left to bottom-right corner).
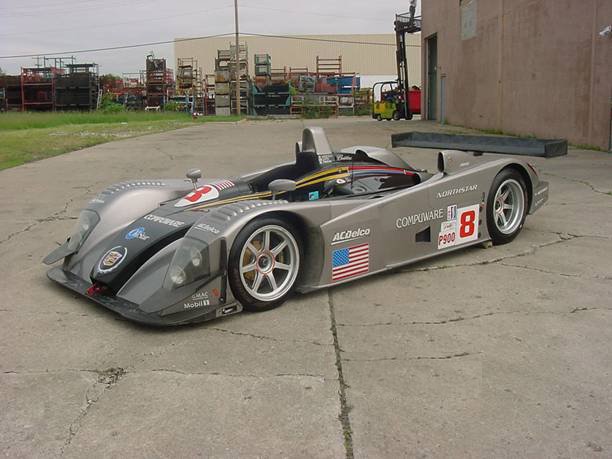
460;210;476;238
437;204;480;250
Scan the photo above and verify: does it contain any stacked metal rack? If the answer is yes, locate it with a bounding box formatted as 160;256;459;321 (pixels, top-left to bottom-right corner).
119;72;146;110
0;75;22;111
145;54;174;108
254;54;271;78
215;43;250;115
230;43;250;115
252;54;291;115
316;56;342;78
175;57;205;113
55;64;100;111
289;56;362;116
204;73;216;115
214;48;231;116
21;67;63;111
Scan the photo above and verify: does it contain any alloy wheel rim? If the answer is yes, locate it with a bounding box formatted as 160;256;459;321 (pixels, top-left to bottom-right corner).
239;225;299;302
493;178;525;235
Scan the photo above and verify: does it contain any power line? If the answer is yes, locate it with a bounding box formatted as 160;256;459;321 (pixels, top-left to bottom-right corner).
0;31;415;59
0;33;234;59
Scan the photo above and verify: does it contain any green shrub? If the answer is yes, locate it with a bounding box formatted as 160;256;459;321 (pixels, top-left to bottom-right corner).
164;101;179;112
302;106;334;119
98;93;124;113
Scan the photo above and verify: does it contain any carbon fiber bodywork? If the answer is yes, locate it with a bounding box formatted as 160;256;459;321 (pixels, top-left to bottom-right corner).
44;127;549;325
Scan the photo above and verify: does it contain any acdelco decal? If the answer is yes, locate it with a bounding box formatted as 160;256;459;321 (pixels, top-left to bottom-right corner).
331;227;371;245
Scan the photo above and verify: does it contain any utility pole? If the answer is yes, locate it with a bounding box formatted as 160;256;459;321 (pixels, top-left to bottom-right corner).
234;0;241;116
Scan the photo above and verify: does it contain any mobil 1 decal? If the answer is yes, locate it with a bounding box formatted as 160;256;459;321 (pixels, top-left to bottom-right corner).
437;204;480;250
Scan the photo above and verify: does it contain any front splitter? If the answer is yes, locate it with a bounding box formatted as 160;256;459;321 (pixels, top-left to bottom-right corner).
47;267;238;326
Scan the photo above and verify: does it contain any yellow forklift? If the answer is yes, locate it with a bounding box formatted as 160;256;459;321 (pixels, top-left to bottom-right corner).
372;81;404;121
372;11;422;121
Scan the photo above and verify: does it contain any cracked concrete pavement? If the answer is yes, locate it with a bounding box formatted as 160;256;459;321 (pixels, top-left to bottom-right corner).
1;118;611;458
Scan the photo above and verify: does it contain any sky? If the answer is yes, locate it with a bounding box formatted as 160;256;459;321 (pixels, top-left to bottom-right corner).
0;0;420;75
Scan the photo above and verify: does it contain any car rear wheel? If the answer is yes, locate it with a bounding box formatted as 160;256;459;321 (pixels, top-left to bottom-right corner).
486;169;528;245
228;217;301;312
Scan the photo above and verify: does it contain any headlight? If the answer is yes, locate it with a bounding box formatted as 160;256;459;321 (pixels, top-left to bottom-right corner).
190;247;203;267
67;210;99;252
163;238;210;290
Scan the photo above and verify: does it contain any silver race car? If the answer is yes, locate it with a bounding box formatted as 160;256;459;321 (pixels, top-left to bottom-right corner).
44;127;553;325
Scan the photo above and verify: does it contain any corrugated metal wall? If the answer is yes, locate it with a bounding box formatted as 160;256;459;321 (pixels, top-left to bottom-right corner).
174;34;422;87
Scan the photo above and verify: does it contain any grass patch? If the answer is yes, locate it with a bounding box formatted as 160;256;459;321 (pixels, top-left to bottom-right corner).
0;112;240;170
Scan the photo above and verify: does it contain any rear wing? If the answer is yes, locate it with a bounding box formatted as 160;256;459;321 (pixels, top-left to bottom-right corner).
391;132;567;158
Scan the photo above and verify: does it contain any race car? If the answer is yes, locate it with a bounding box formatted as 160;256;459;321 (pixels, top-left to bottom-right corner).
44;127;550;326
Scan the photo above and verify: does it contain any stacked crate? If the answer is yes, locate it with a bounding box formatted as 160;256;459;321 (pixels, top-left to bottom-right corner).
55;64;99;111
254;54;271;77
204;73;215;115
146;55;169;108
176;58;205;113
120;72;146;110
253;54;271;93
21;67;61;111
230;43;250;114
214;49;231;116
253;82;291;116
0;75;22;110
215;43;250;115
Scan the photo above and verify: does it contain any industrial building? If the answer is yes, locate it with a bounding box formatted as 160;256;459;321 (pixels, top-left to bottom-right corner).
174;33;422;87
422;0;612;150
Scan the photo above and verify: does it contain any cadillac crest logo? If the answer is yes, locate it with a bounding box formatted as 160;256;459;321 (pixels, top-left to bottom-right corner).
97;246;128;274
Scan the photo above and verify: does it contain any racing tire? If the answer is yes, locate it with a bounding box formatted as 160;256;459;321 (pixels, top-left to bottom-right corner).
486;168;528;245
392;110;400;121
228;217;302;312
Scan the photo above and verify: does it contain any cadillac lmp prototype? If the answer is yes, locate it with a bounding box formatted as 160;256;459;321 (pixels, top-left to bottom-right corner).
44;127;550;325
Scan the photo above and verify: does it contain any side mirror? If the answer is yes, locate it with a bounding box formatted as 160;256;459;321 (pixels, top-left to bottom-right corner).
268;179;296;199
186;168;202;189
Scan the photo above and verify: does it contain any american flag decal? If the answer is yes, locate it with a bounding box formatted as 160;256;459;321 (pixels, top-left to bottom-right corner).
212;180;235;191
332;243;369;281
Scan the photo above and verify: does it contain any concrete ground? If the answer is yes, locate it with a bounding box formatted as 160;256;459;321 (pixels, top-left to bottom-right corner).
1;117;611;458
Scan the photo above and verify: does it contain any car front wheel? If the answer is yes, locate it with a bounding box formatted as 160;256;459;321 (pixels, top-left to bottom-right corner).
228;218;301;311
